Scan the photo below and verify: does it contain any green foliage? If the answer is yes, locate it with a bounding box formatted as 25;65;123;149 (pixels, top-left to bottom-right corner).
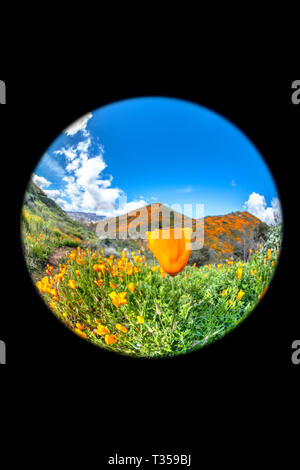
60;239;80;247
255;222;269;243
263;224;283;254
188;246;210;266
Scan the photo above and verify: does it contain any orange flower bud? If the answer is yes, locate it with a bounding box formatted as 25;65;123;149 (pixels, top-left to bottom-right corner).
147;227;192;276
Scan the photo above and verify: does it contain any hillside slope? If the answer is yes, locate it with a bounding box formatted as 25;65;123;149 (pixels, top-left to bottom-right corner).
21;181;96;277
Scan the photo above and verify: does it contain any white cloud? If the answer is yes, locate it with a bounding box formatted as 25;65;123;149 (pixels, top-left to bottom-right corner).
32;173;51;189
231;179;237;187
43;128;147;216
44;189;62;200
243;192;282;225
64;113;93;136
66;158;81;173
75;155;107;188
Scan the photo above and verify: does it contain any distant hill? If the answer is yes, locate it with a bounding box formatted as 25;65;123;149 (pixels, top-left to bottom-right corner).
95;202;268;263
200;211;267;262
67;211;105;224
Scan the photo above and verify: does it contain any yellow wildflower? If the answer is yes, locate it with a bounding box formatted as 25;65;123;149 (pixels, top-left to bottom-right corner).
68;280;77;289
96;324;110;335
115;324;128;333
236;268;243;280
137;315;144;324
237;290;245;301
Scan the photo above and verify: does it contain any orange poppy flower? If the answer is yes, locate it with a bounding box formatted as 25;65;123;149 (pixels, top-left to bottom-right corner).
127;282;135;293
74;328;87;339
151;266;159;272
96;324;110;335
105;334;118;345
237;290;245;301
68;280;77;289
109;291;128;308
146;227;192;276
115;324;128;333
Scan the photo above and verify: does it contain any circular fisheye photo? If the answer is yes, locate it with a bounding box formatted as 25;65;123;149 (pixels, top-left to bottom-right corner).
21;97;282;357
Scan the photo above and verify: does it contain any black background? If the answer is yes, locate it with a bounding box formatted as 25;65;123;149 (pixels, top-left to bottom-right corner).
1;73;298;463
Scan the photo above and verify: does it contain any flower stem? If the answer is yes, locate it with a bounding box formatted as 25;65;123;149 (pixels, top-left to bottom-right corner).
170;276;176;335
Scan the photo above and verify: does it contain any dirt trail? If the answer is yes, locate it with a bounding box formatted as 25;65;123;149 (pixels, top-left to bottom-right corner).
48;247;72;269
48;242;89;269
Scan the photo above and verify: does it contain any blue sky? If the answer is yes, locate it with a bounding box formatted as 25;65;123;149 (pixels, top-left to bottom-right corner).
32;97;280;223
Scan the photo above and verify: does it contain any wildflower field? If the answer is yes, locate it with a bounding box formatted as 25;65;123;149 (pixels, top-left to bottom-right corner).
34;227;281;358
